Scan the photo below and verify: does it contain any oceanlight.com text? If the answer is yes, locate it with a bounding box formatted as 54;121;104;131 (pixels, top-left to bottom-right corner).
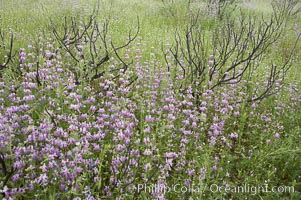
135;183;295;196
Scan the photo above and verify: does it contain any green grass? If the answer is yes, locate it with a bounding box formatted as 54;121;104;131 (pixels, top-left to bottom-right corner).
0;0;301;199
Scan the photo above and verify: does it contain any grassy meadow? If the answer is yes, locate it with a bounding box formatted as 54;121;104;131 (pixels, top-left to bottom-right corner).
0;0;301;199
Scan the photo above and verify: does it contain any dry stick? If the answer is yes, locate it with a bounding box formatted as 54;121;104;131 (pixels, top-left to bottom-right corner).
0;33;14;70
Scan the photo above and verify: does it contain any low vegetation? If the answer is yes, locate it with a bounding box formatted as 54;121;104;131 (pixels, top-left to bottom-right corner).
0;0;300;199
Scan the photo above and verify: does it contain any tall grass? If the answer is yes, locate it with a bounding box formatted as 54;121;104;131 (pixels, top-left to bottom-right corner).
0;0;300;199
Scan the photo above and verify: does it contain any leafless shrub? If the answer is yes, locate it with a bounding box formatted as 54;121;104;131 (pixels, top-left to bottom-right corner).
165;0;301;103
51;6;139;86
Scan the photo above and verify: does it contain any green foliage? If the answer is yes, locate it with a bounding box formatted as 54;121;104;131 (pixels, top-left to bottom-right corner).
0;0;300;199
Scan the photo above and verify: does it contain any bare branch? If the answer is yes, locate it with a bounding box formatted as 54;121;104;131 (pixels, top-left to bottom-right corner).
0;31;14;70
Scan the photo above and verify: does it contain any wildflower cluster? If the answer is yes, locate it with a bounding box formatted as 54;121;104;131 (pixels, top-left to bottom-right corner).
0;34;300;199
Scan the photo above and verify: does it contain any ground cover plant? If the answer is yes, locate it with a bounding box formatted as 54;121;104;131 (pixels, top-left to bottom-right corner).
0;0;301;199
